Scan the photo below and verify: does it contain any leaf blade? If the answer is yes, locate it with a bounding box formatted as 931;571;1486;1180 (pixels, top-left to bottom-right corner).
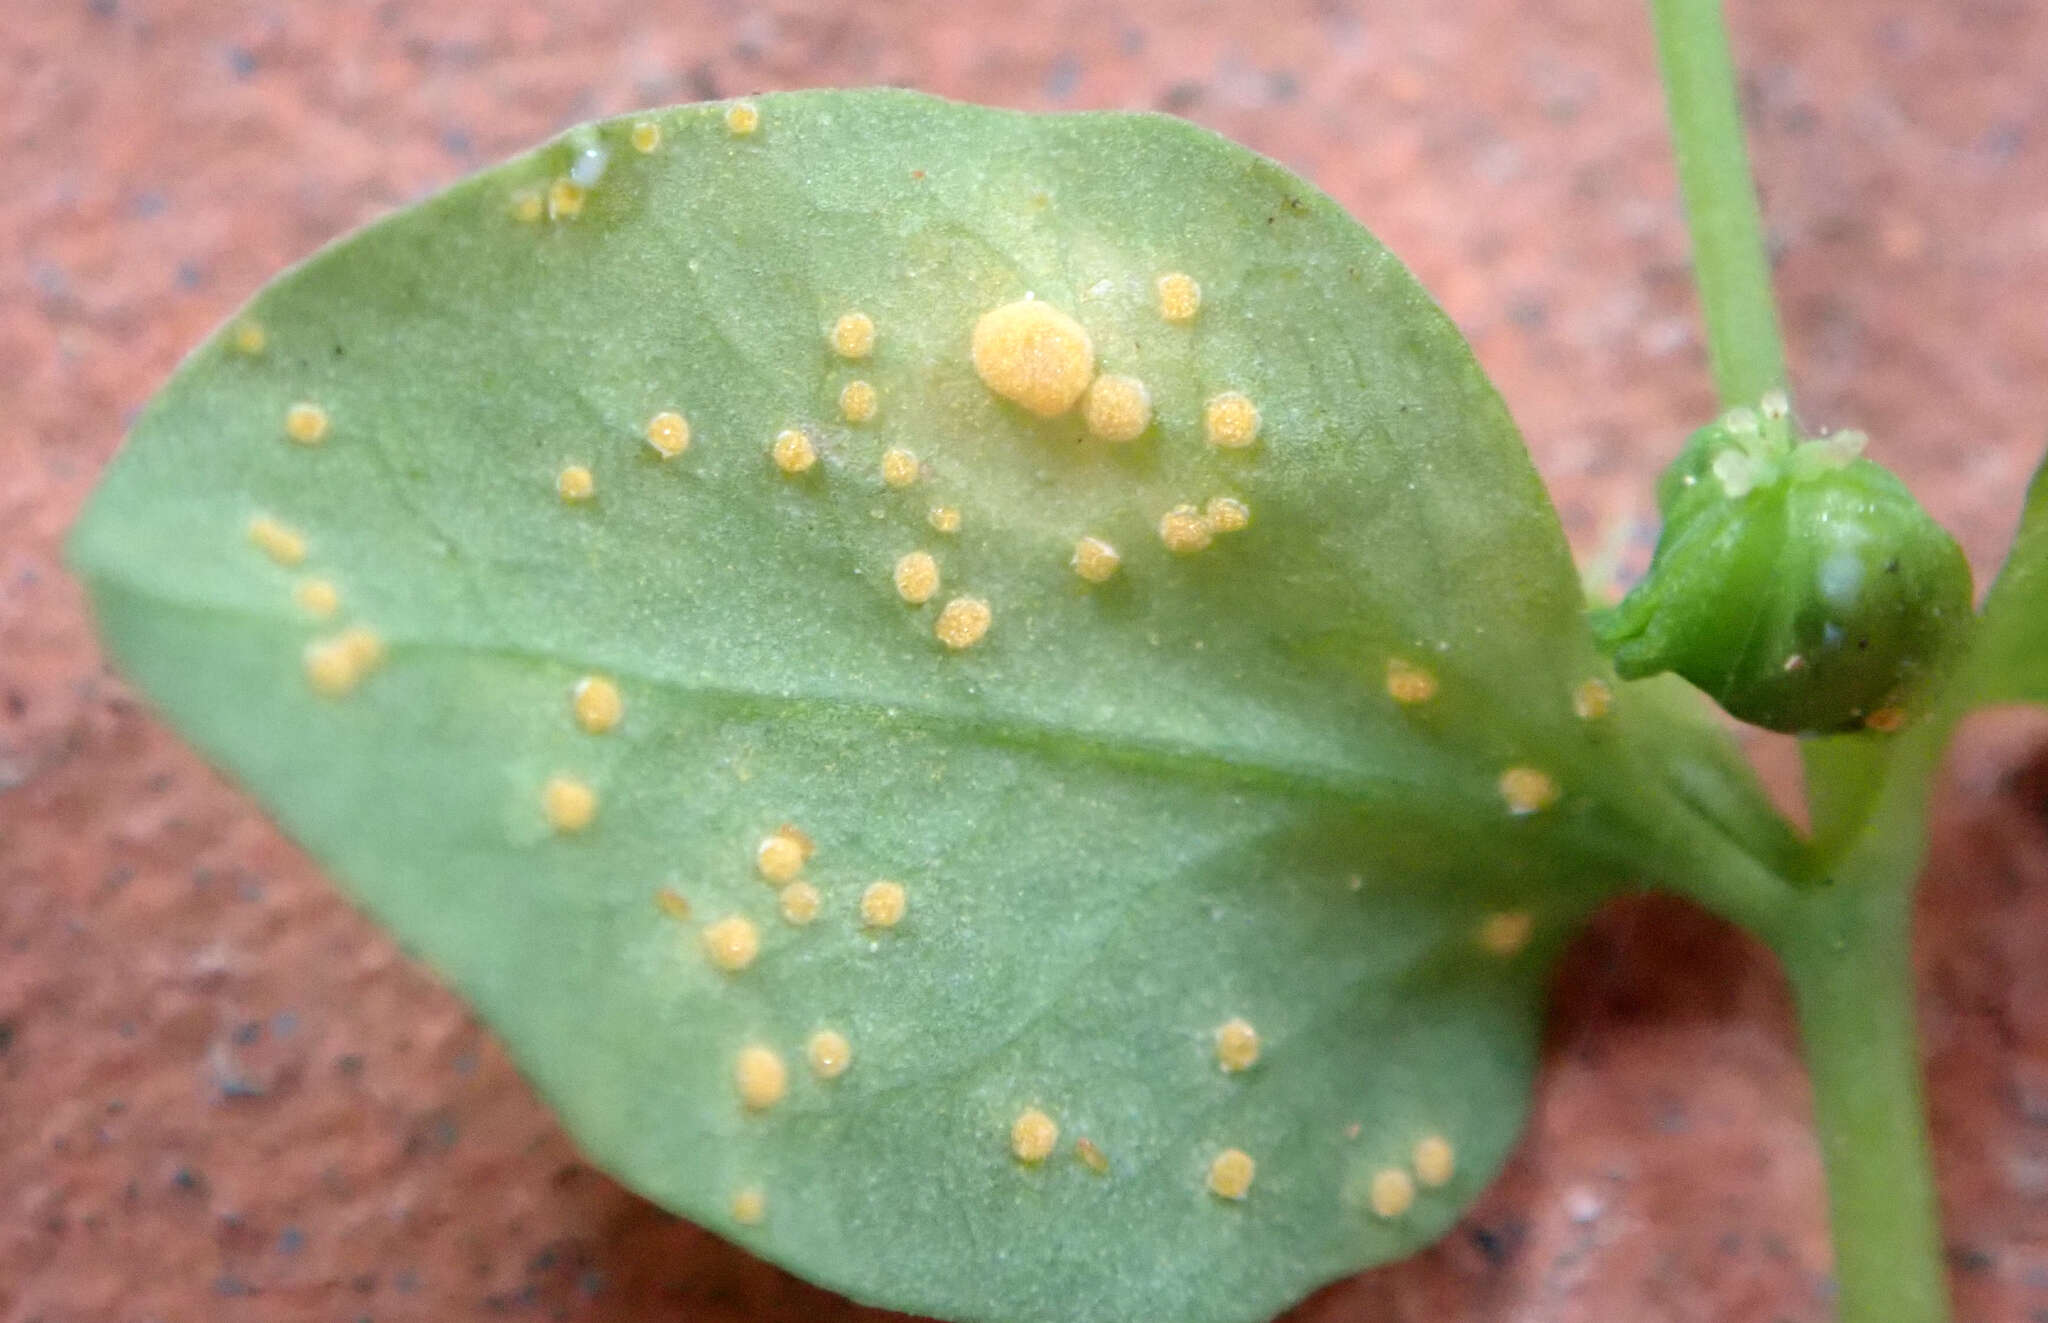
74;90;1707;1322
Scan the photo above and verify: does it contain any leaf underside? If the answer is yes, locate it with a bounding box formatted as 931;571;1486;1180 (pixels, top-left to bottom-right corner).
73;91;1737;1323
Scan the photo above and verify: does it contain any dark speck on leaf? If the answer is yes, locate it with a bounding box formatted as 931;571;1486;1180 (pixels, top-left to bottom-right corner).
225;46;257;79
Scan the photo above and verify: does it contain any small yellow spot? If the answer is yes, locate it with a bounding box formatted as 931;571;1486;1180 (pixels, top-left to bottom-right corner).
1081;373;1152;442
933;596;991;650
547;177;586;220
970;298;1096;418
1215;1018;1260;1072
1158;505;1213;555
894;551;940;605
1499;766;1559;815
1412;1135;1455;1188
772;428;817;475
510;189;544;223
630;119;662;153
1385;659;1439;706
779;881;820;925
1203;496;1250;533
247;515;307;567
1156;271;1202;323
231;320;267;355
556;465;595;503
1866;704;1908;733
645;410;691;458
293;577;340;620
338;625;384;671
734;1044;787;1110
1477;909;1534;957
1369;1167;1416;1218
830;311;876;360
1071;536;1121;584
703;915;761;973
654;887;692;921
928;506;962;535
730;1187;766;1225
839;379;878;424
1207;1148;1256;1200
807;1029;852;1079
725;102;760;137
1011;1108;1058;1164
303;626;385;698
284;402;329;446
571;676;623;733
541;776;597;834
860;879;907;928
1204;391;1261;449
1572;678;1613;721
1075;1137;1110;1174
756;828;809;885
880;447;919;488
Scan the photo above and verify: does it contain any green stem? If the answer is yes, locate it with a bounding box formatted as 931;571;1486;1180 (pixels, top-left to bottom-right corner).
1770;867;1950;1323
1650;0;1790;407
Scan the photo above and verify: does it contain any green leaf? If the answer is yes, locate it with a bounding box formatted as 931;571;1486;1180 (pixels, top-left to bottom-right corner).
71;90;1762;1323
1958;451;2048;707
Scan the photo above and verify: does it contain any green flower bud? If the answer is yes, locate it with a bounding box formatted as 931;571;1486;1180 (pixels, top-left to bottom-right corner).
1595;394;1972;734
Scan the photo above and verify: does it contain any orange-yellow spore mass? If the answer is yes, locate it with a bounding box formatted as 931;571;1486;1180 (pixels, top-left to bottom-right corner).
970;299;1096;417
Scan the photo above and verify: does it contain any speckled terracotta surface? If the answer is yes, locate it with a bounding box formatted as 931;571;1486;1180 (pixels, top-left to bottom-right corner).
6;2;2048;1320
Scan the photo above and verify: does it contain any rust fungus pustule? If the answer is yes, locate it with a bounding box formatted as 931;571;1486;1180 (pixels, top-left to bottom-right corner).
839;379;878;424
1499;766;1559;815
1370;1167;1415;1218
970;298;1096;417
1156;272;1202;323
1207;1148;1256;1200
880;447;920;488
1412;1135;1456;1188
571;676;623;733
860;880;907;928
1215;1018;1260;1072
772;428;817;475
1385;659;1439;705
779;881;820;925
1071;536;1121;583
1011;1109;1058;1164
807;1029;852;1080
703;915;760;973
1477;909;1534;957
724;102;760;136
541;776;597;834
1573;678;1614;720
894;551;940;605
734;1045;787;1110
1082;373;1152;442
1203;496;1250;534
1159;505;1213;555
730;1187;766;1225
756;827;812;884
934;596;992;649
247;515;306;566
831;311;876;360
1204;392;1260;449
284;402;329;446
645;411;690;458
293;578;340;620
556;465;595;502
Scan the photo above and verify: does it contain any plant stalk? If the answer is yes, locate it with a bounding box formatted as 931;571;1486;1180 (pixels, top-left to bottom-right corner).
1772;875;1950;1323
1650;0;1790;408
